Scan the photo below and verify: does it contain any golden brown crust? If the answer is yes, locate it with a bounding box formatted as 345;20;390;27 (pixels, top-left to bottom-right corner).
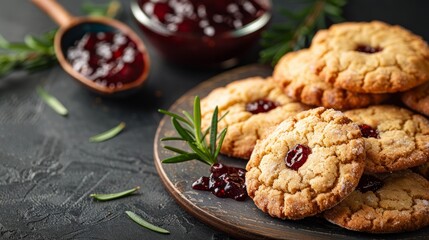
324;170;429;233
402;81;429;117
246;108;365;219
273;49;388;110
345;105;429;173
200;77;308;159
311;21;429;93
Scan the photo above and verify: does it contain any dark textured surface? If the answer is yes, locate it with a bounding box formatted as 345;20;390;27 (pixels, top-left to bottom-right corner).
0;1;428;240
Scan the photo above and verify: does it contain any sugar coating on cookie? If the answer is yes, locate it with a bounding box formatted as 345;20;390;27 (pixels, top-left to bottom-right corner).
402;81;429;117
324;170;429;233
345;105;429;173
273;49;388;110
246;107;365;219
311;21;429;93
200;77;308;159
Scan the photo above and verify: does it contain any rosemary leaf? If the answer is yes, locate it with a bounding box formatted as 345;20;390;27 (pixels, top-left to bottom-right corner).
162;153;201;164
89;122;126;142
36;86;68;116
125;211;170;234
90;186;140;201
163;146;189;155
209;107;218;155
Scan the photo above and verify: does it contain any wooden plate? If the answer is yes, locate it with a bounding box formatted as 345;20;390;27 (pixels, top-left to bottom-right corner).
153;64;429;240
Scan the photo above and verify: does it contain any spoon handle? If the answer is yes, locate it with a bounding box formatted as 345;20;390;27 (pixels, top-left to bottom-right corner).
32;0;75;27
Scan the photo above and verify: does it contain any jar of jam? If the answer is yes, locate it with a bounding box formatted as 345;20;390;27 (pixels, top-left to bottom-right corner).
131;0;271;67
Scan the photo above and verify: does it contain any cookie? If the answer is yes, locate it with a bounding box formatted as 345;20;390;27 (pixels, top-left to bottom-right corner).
273;49;388;110
324;170;429;233
200;77;308;159
344;105;429;173
246;107;365;219
311;21;429;93
402;81;429;117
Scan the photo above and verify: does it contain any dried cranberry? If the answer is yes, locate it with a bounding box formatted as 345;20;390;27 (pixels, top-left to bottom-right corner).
285;144;312;171
191;163;247;201
245;99;278;114
357;175;383;193
355;44;382;54
359;124;379;138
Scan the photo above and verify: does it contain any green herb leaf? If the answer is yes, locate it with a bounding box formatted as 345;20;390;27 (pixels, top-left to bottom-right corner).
260;0;347;65
125;211;170;234
162;153;201;164
37;86;68;116
89;122;126;142
159;96;228;166
90;186;140;201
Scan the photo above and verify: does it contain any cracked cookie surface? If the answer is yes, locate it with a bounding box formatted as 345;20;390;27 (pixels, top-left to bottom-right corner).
246;107;365;219
201;77;308;159
273;49;388;110
311;21;429;93
324;170;429;233
345;105;429;173
402;81;429;117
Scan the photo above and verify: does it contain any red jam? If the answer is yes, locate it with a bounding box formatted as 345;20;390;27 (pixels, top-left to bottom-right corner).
359;124;379;138
140;0;267;36
285;144;311;171
356;175;383;193
133;0;270;66
66;32;144;88
355;44;382;54
246;99;278;114
192;163;247;201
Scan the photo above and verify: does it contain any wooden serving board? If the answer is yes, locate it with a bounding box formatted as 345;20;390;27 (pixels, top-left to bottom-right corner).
153;65;428;240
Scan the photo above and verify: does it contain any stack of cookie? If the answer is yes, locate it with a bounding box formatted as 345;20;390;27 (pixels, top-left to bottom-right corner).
273;21;429;110
200;21;429;233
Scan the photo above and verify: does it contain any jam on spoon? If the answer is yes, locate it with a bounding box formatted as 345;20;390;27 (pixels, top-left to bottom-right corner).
192;163;247;201
66;32;145;89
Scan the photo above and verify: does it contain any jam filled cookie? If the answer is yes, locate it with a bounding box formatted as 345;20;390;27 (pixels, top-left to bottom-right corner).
402;81;429;117
345;105;429;173
311;21;429;93
324;170;429;233
200;77;308;159
246;107;365;219
273;49;388;110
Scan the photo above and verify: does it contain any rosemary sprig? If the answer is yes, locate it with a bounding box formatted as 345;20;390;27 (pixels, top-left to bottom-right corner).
125;211;170;234
159;96;227;166
260;0;347;65
90;186;140;201
0;0;121;78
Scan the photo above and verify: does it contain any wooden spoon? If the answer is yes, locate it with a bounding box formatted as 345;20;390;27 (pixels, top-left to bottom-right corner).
32;0;150;95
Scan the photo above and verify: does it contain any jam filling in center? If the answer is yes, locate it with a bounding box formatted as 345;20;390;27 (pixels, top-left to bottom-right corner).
245;99;278;114
285;144;312;170
355;44;383;54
